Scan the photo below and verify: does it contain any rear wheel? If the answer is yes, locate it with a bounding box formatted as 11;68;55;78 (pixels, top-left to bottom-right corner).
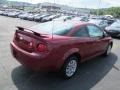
60;56;78;79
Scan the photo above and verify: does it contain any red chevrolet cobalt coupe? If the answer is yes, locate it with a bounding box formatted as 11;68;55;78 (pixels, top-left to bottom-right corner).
10;21;113;79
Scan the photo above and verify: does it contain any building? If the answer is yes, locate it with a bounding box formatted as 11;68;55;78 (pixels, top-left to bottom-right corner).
39;2;90;15
3;1;90;15
6;1;36;10
40;2;61;13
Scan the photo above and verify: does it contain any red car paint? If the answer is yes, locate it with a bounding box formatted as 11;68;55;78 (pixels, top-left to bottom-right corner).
10;22;112;71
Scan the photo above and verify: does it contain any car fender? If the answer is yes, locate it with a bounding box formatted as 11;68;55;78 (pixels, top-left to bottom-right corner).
55;48;80;70
63;48;79;61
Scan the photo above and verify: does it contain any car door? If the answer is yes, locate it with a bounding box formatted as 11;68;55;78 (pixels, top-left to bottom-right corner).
87;24;108;55
72;25;97;61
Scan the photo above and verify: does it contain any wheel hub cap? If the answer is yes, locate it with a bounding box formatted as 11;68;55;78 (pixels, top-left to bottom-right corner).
66;60;77;77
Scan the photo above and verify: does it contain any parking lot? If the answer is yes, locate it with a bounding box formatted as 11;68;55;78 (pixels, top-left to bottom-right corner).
0;15;120;90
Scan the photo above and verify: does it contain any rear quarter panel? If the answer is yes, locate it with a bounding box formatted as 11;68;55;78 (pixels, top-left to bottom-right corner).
47;37;88;69
46;35;112;70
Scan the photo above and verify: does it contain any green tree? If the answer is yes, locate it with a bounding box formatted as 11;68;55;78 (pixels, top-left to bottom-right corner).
90;7;120;18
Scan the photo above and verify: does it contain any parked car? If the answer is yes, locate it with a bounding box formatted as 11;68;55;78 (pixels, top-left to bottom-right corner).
72;16;89;22
41;15;59;22
10;21;113;79
7;11;22;18
102;17;115;25
89;19;108;30
106;18;115;25
34;14;51;22
26;14;41;21
26;13;35;20
64;16;74;21
90;16;103;20
18;13;30;20
54;16;72;21
105;21;120;38
2;11;9;16
0;11;3;15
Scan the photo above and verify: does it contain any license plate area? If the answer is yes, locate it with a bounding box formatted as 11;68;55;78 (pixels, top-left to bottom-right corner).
15;33;34;52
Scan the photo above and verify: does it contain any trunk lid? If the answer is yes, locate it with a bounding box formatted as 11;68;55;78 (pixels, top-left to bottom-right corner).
14;26;48;53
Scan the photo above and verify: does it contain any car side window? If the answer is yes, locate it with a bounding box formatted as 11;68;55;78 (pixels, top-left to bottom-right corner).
87;25;103;37
73;26;89;37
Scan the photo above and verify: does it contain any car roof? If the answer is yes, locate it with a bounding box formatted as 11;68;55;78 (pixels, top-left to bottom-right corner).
29;21;90;34
53;16;68;20
30;20;91;31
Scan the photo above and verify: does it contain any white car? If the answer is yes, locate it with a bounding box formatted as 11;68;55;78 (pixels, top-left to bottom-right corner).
53;16;70;21
72;16;89;22
89;19;108;29
0;11;3;15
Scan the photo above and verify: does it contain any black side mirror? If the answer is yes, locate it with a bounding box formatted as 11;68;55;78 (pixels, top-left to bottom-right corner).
103;33;106;38
103;30;110;37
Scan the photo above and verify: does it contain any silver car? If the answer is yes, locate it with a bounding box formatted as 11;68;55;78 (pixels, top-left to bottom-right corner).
105;21;120;37
89;19;108;29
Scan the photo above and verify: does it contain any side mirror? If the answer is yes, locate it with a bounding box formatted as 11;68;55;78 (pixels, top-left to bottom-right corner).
103;33;106;38
99;32;106;39
103;31;109;37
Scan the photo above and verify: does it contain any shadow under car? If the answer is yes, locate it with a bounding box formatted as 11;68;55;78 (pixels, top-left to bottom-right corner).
11;53;117;90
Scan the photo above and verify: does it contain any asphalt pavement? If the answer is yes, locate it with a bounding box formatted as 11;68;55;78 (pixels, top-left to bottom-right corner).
0;16;120;90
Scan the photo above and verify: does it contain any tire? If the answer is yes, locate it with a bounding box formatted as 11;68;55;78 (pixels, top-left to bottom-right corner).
60;56;78;79
104;44;112;56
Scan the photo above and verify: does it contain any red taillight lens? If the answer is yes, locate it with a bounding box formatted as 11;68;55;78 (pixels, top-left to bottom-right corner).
37;43;48;52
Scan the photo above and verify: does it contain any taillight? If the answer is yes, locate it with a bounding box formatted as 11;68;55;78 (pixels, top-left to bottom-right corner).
37;43;48;52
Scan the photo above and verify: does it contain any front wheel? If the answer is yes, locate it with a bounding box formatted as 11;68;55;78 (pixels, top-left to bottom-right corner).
60;56;78;79
104;44;112;56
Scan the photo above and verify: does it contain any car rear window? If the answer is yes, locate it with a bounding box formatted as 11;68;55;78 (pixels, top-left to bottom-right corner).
30;21;74;35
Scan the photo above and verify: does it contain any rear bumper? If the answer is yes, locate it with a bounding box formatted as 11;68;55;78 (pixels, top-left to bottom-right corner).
10;42;60;71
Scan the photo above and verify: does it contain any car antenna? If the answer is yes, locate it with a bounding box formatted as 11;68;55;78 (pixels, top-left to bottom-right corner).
51;0;56;39
51;20;54;39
